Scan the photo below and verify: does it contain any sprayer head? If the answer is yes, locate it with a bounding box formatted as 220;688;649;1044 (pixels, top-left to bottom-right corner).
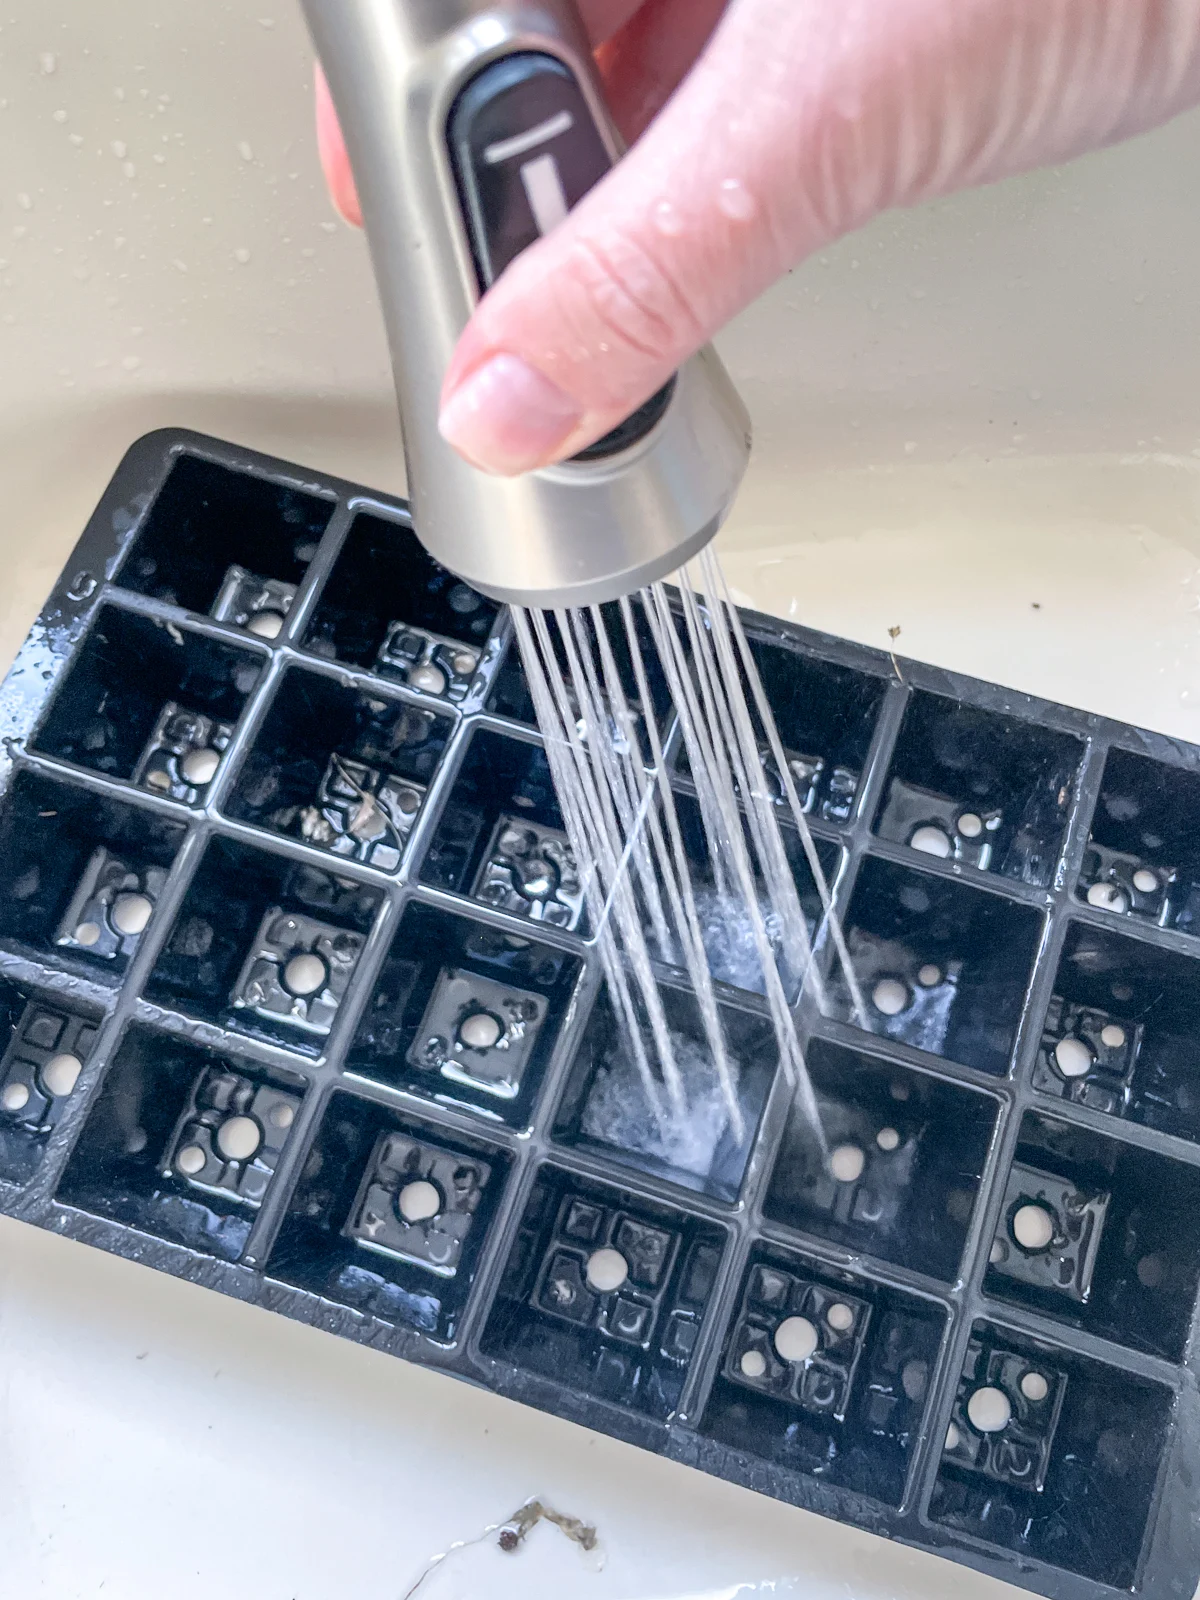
302;0;751;609
411;346;751;609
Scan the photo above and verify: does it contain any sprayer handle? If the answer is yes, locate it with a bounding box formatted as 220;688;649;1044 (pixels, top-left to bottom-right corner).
300;0;750;609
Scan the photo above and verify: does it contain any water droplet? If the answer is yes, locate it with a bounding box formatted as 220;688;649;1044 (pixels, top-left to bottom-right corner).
16;193;32;212
111;139;127;159
121;354;141;371
238;140;254;162
40;52;58;76
53;109;68;124
171;258;188;272
319;220;337;234
122;161;136;178
653;199;683;237
717;177;756;222
258;16;276;27
234;246;251;264
68;133;84;147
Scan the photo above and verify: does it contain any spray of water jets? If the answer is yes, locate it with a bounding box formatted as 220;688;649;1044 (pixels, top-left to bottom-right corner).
512;545;865;1156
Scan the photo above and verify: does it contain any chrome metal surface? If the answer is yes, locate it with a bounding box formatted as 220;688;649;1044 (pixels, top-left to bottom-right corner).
300;0;750;607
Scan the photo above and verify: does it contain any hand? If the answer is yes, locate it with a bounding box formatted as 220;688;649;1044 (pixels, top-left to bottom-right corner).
317;0;1200;474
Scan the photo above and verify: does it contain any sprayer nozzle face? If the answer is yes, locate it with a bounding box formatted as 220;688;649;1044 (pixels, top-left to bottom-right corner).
462;508;726;611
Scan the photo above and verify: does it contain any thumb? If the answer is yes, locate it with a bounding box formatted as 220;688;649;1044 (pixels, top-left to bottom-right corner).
439;0;1200;475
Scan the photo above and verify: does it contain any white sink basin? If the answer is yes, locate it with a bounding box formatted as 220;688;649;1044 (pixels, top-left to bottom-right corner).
1;4;1198;1597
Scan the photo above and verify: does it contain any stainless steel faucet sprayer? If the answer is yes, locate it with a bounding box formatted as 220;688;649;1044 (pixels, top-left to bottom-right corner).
301;0;751;608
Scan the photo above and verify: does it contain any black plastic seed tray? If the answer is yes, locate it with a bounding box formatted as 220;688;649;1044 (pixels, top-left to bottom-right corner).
1;428;1197;1600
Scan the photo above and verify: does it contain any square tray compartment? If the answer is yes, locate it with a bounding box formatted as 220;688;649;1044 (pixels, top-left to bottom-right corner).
1035;920;1200;1139
481;1166;727;1422
227;668;452;871
0;772;186;982
702;1242;946;1508
716;639;887;824
985;1111;1200;1361
833;856;1044;1076
655;788;843;999
763;1041;1000;1282
421;727;584;932
57;1025;304;1262
32;605;264;793
145;837;381;1053
552;980;779;1203
302;510;500;692
348;900;582;1127
875;691;1085;887
114;452;334;620
267;1091;509;1340
1078;747;1200;932
931;1319;1174;1587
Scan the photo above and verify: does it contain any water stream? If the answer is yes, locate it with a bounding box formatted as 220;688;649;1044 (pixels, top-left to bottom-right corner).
513;553;860;1151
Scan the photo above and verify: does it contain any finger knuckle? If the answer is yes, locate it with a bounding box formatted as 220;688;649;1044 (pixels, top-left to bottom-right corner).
560;227;704;374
